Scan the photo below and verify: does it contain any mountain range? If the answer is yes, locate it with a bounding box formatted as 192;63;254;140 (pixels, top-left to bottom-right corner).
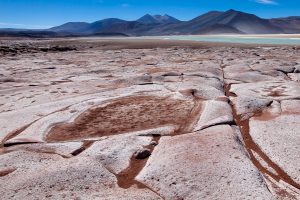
1;9;300;37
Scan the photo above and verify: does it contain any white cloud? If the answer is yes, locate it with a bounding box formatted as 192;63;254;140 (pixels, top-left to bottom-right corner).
0;22;25;27
0;22;52;29
254;0;278;5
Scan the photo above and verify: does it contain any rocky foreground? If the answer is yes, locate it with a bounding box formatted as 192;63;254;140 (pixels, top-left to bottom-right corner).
0;38;299;200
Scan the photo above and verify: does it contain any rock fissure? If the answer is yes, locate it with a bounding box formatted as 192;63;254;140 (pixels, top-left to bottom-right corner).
71;141;94;156
116;135;160;189
115;135;165;199
224;82;300;195
195;120;236;132
220;60;300;197
0;168;16;177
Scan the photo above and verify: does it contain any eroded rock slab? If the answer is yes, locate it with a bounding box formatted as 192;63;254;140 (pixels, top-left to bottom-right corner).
230;96;272;120
194;99;233;131
250;114;300;185
230;81;300;100
80;133;152;174
136;125;273;200
0;155;162;199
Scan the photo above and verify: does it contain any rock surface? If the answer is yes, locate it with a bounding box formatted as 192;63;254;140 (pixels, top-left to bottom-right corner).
136;125;273;200
0;38;299;199
250;114;300;185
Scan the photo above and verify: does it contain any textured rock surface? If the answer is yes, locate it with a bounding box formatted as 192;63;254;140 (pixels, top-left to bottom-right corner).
79;133;152;174
250;114;300;184
194;100;233;130
0;156;162;200
136;125;273;200
0;38;299;199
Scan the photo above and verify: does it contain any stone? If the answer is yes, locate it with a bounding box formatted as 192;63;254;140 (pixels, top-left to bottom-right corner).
230;81;300;101
0;155;161;199
136;125;273;200
134;148;151;159
230;96;272;118
250;114;300;185
294;65;300;73
194;100;233;131
281;100;300;114
79;133;152;174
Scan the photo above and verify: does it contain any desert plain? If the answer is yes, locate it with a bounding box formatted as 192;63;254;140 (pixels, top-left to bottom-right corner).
0;37;299;199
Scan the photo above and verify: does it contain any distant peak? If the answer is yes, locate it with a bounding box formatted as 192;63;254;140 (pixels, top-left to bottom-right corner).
226;9;246;14
227;9;237;12
137;14;179;24
141;14;155;19
139;14;154;18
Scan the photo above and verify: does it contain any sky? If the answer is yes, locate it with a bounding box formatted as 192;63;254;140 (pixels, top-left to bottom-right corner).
0;0;299;29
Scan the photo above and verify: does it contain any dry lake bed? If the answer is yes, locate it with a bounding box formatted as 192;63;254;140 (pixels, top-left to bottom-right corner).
0;37;299;199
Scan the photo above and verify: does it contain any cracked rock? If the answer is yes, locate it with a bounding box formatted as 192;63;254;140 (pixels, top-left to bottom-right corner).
136;125;273;200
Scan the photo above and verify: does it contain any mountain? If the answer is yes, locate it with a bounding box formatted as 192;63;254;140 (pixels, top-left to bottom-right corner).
137;14;180;24
137;14;159;24
270;16;300;33
86;18;137;34
153;14;180;24
147;9;282;35
49;22;90;33
48;14;180;36
1;10;300;37
143;11;224;35
193;24;243;35
49;18;149;35
213;9;282;34
50;19;133;34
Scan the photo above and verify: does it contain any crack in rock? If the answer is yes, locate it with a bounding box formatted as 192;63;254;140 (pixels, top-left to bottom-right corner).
224;83;300;198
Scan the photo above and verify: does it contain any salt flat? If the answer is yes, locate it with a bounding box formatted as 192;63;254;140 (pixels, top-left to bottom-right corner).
157;34;300;45
0;38;299;199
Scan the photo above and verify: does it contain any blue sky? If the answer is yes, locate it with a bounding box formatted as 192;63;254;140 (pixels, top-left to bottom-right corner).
0;0;299;29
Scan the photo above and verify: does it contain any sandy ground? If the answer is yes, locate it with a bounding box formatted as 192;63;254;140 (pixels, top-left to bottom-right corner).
0;38;299;199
